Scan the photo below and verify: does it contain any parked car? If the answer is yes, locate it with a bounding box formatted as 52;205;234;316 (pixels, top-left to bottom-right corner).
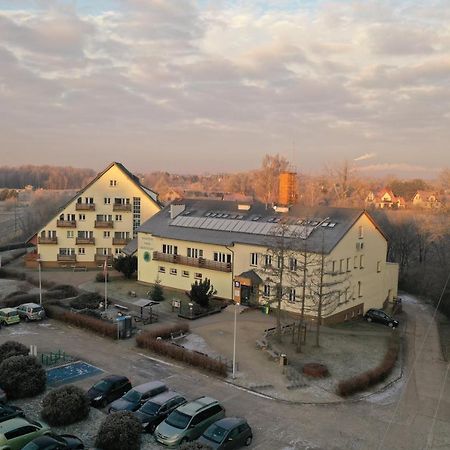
364;309;399;328
0;405;24;424
0;389;6;403
134;391;187;433
108;381;167;413
15;303;45;322
87;375;132;408
0;308;20;326
154;396;225;447
22;433;84;450
0;417;50;450
198;418;253;449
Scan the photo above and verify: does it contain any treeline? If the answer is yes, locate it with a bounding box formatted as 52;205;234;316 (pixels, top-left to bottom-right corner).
0;165;96;189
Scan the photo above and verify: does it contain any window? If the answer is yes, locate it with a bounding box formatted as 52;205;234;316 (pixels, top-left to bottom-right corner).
133;197;141;237
213;252;231;263
289;258;297;271
332;260;337;273
104;197;111;204
115;214;122;221
78;247;85;255
187;248;203;258
163;244;178;255
250;252;258;266
264;254;272;267
359;254;364;269
67;230;74;238
170;268;177;275
103;231;110;238
263;284;271;297
358;281;362;297
288;288;296;302
5;426;38;439
182;270;189;277
354;256;358;269
110;180;117;186
59;248;75;255
277;256;284;269
115;248;122;255
346;257;351;272
358;225;364;239
158;266;166;273
79;214;86;221
194;272;202;279
339;259;344;273
377;261;381;273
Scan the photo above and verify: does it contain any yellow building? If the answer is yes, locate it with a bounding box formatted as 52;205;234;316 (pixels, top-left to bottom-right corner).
133;199;399;324
29;162;161;269
412;191;442;209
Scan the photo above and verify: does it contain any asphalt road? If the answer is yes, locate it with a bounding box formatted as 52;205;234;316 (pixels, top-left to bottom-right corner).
1;293;449;450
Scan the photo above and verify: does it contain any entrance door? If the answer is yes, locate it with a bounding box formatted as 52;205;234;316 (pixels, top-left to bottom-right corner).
240;286;251;305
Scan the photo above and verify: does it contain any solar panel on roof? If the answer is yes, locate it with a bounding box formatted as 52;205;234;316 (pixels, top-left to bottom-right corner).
328;223;336;228
252;216;261;221
253;223;268;234
236;215;244;219
321;222;329;227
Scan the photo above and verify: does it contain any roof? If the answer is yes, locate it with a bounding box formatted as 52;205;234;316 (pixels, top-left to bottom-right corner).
123;238;138;256
133;381;166;393
101;374;129;382
238;270;263;285
213;417;247;429
132;299;159;308
147;391;183;405
178;396;219;414
0;417;33;433
137;199;378;254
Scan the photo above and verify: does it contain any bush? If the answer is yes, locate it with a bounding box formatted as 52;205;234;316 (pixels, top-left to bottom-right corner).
0;341;29;365
96;272;109;282
95;411;141;450
337;333;400;397
180;442;213;450
4;290;27;299
70;293;102;310
41;385;90;426
46;305;117;339
48;284;78;297
113;255;137;279
189;278;216;308
0;355;46;399
1;293;40;308
150;278;165;302
136;323;189;341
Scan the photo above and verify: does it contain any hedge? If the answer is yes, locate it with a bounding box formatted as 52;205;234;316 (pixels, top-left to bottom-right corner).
96;412;141;450
0;341;29;365
337;333;400;397
137;323;190;340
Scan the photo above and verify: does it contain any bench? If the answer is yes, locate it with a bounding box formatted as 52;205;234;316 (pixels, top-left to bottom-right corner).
256;339;268;349
170;331;186;341
266;349;280;360
114;304;129;311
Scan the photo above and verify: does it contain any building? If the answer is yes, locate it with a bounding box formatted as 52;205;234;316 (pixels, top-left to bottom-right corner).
278;171;297;206
27;162;161;268
133;199;398;324
412;191;442;209
365;188;406;209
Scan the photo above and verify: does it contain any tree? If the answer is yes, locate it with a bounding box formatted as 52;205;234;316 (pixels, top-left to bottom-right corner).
189;278;216;308
0;355;46;399
254;154;290;205
95;411;141;450
0;341;29;365
41;385;90;426
150;278;165;302
113;255;137;279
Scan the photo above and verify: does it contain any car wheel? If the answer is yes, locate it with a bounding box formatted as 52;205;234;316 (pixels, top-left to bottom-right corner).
180;438;189;445
367;317;372;323
245;436;253;446
388;322;394;328
149;423;157;434
24;316;29;322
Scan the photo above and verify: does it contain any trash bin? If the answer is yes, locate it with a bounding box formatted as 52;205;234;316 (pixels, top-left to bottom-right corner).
280;354;288;366
265;305;270;315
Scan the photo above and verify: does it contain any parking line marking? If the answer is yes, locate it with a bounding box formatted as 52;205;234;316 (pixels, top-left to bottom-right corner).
137;353;183;369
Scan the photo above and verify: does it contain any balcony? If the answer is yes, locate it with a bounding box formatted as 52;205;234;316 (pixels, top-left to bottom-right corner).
57;254;76;262
113;204;131;212
76;203;95;211
38;237;58;244
152;252;232;273
57;220;76;228
95;254;112;263
112;237;131;246
76;237;95;245
95;220;114;228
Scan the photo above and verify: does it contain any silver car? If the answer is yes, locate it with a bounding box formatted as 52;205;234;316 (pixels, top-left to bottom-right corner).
15;303;46;322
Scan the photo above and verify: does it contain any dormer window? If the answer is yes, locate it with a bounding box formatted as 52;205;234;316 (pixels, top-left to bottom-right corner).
110;180;117;186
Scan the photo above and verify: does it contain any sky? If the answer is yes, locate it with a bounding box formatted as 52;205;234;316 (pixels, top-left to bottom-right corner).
0;0;449;177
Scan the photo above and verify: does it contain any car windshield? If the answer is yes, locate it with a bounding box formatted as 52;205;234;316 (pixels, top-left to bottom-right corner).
140;401;160;415
123;389;141;403
22;444;39;450
8;311;18;317
165;410;191;429
93;380;112;393
31;306;43;313
203;424;228;444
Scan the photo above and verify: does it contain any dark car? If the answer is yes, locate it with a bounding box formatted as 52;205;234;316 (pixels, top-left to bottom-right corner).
134;391;187;433
198;417;253;449
22;433;84;449
87;375;132;408
108;381;167;413
0;404;24;423
364;309;399;328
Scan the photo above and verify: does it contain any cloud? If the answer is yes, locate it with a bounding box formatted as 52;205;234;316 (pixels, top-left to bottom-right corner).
354;152;377;162
359;163;440;174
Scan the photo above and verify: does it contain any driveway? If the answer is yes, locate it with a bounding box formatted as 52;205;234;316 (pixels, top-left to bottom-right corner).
1;293;449;449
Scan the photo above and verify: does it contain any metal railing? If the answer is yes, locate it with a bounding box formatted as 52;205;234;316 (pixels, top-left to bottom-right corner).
152;252;232;273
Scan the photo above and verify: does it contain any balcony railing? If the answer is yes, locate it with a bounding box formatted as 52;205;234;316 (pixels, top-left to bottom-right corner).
152;252;232;273
57;220;76;228
38;237;57;244
76;203;95;211
112;237;131;246
95;254;113;263
57;254;77;262
113;204;132;212
95;220;114;228
76;237;95;245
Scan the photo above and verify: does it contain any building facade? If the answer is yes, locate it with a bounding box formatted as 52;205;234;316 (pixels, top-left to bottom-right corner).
412;191;442;209
28;162;161;268
134;199;398;324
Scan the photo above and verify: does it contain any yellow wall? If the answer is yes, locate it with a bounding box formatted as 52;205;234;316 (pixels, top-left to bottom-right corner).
37;164;160;265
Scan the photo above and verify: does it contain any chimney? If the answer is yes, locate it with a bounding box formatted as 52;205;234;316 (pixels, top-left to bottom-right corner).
170;203;185;219
278;171;297;206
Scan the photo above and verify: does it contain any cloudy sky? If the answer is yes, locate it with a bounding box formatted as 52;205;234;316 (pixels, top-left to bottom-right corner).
0;0;449;177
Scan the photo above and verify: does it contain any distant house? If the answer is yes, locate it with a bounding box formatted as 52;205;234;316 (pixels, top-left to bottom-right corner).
365;188;406;209
412;191;442;209
159;188;183;204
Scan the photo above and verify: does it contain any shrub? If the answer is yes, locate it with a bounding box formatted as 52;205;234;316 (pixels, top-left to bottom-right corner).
41;385;90;426
4;290;27;299
95;411;141;450
189;278;216;308
150;278;165;302
136;323;189;341
1;293;40;308
0;341;29;365
337;333;400;397
113;255;137;279
96;272;109;282
45;284;78;299
46;305;117;339
70;293;102;310
0;355;46;399
180;442;213;450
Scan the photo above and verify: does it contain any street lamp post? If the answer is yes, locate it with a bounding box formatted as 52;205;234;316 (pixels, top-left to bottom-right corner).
232;299;238;379
37;258;42;305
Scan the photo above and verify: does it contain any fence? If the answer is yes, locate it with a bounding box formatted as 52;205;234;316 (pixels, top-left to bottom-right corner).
41;350;71;366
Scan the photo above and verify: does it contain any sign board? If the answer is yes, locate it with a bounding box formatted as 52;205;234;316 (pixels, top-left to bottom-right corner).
172;300;181;309
234;281;241;288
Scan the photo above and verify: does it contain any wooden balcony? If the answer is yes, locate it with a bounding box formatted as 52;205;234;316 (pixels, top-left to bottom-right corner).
38;236;57;244
57;220;76;228
76;203;95;211
112;237;130;246
95;220;114;228
152;252;232;273
95;254;113;263
57;254;76;262
113;204;131;212
76;237;95;245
